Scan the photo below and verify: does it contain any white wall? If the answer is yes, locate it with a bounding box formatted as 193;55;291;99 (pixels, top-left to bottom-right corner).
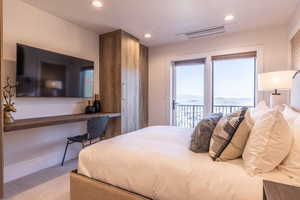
3;0;99;182
149;26;290;126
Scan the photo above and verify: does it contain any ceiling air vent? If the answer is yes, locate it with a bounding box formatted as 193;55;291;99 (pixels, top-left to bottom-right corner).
181;26;225;39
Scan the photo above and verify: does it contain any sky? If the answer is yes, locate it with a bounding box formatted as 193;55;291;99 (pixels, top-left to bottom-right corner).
175;57;255;103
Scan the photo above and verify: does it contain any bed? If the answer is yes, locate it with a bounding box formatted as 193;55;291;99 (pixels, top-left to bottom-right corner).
70;72;300;200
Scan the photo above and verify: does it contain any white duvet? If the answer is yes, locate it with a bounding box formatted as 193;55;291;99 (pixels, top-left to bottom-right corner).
78;126;293;200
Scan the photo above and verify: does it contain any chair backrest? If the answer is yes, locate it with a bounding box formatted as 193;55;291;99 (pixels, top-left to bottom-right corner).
87;116;109;140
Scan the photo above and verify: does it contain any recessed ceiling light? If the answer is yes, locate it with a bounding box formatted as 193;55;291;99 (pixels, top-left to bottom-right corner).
91;0;103;8
224;14;234;21
144;33;152;39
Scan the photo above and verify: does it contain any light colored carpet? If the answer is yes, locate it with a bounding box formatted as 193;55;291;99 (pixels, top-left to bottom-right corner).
4;159;76;200
8;174;69;200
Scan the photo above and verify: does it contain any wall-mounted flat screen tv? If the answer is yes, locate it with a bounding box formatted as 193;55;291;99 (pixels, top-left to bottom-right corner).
16;44;94;98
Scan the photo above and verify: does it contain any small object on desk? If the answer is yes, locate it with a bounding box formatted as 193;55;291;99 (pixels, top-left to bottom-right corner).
85;100;96;114
263;180;300;200
93;94;101;113
2;77;17;124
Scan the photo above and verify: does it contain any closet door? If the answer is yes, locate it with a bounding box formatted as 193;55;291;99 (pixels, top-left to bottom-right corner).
99;31;122;113
121;32;140;133
99;31;122;137
139;44;149;128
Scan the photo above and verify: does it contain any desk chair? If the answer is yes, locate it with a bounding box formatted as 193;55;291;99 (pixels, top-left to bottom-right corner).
61;116;109;166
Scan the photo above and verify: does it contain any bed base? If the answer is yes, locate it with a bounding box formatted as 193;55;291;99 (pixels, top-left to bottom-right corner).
70;170;151;200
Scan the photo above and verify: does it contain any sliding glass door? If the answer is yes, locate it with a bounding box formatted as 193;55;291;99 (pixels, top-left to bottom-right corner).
172;59;205;128
172;52;256;128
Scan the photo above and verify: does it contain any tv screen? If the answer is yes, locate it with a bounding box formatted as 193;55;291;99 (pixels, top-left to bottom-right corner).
16;44;94;98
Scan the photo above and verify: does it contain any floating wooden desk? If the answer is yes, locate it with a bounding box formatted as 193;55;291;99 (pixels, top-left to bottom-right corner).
4;113;121;132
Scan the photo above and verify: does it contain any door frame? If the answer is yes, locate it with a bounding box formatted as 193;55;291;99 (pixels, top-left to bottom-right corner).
171;59;208;126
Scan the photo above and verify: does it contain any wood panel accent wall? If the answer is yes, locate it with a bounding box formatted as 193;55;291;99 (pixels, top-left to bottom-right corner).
139;45;149;128
99;30;148;135
121;32;140;133
292;30;300;69
0;0;3;197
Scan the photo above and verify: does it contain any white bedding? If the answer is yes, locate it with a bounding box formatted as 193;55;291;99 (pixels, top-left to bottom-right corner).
78;126;295;200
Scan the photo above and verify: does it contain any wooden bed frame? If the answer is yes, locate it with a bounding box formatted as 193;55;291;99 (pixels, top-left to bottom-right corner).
70;170;151;200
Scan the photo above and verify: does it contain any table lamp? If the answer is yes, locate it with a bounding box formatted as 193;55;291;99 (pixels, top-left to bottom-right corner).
258;70;296;107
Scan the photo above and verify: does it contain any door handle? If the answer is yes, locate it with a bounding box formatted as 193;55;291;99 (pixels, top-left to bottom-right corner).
172;100;176;110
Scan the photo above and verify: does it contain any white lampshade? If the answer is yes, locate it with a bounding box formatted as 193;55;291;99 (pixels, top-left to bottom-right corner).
258;70;296;91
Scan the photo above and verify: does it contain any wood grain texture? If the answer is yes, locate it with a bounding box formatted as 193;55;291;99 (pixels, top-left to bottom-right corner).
0;0;3;197
99;30;148;135
139;44;149;128
99;30;122;137
104;117;121;138
99;30;122;113
263;180;300;200
4;113;121;132
292;30;300;69
121;31;140;133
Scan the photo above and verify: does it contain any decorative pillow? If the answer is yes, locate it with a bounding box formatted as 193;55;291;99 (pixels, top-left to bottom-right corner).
282;105;300;124
190;113;223;153
243;108;293;176
246;101;270;127
209;108;251;161
278;105;300;182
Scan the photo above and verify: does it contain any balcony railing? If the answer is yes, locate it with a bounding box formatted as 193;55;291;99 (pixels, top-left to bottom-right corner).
174;104;252;128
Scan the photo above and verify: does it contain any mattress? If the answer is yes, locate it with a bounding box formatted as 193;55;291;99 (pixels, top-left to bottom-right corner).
78;126;294;200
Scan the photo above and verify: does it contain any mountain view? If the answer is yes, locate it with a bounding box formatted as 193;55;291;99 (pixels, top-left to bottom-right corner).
176;95;254;106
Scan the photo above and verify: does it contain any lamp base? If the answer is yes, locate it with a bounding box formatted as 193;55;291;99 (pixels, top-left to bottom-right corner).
270;94;286;108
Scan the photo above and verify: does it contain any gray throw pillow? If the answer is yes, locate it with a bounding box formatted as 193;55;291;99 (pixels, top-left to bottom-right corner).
190;113;223;153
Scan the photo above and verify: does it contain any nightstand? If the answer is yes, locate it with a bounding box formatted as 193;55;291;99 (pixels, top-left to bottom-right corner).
263;180;300;200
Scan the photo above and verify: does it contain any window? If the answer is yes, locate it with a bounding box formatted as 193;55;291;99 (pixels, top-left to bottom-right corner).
172;52;256;128
212;52;256;114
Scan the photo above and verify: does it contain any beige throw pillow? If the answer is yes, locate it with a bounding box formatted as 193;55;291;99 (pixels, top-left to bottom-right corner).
209;108;252;161
243;108;293;176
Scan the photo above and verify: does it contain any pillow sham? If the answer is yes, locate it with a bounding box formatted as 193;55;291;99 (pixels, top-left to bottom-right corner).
243;108;293;176
282;105;300;124
190;113;223;153
246;101;269;127
209;108;251;161
278;105;300;182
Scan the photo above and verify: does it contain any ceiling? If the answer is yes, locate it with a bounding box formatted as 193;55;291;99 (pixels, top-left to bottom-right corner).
20;0;300;46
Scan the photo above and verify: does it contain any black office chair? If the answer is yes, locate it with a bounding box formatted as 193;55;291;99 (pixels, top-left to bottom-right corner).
61;116;109;166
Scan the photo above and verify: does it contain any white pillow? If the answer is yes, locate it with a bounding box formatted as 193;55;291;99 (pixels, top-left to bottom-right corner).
282;105;300;124
245;101;270;127
243;108;293;176
278;105;300;182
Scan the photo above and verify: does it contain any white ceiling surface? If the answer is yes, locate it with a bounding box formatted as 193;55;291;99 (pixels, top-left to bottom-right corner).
20;0;300;46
